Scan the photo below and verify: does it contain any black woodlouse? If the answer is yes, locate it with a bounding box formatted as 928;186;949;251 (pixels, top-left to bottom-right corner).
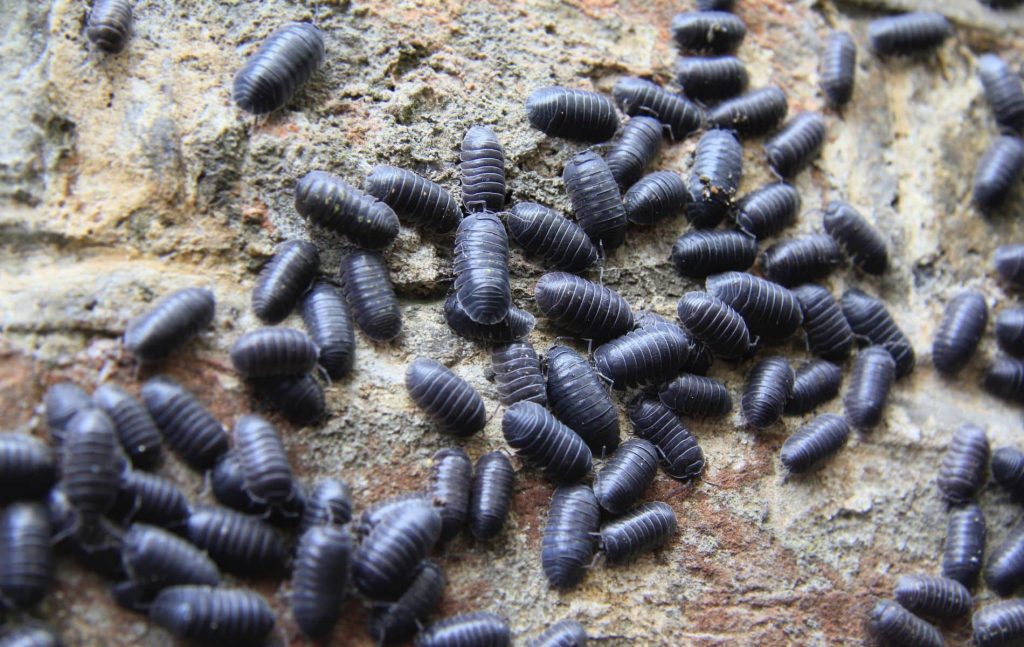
429;447;472;541
612;77;703;142
502;401;593;483
760;234;842;287
356;494;431;540
741;356;794;429
986;521;1024;596
866;599;942;647
675;56;748;102
339;250;403;342
843;347;896;429
686;129;743;229
606;116;663;189
675;291;751;360
123;287;215;363
140;377;227;470
593;322;709;390
453;211;512;325
974;600;1024;647
121;523;221;592
628;397;705;480
506;203;599;272
868;12;950;56
253;373;326;426
149;585;275;644
791;283;854;362
353;499;441;599
822;201;889;275
707;86;788;138
0;503;53;609
92;384;163;469
734;182;800;240
623;171;689;226
370;559;444;644
230;327;319;378
364;165;462;233
670;11;746;54
210;452;301;521
994;446;1024;501
295;171;401;249
977;54;1024;134
997;308;1024;356
996;244;1024;287
492;342;547;406
593;439;658;515
534;272;634;341
62;409;122;516
764;112;826;178
186;506;287;576
529;619;589;647
48;490;125;579
0;626;61;647
232;22;324;115
785;360;842;415
706;271;804;341
544;345;621;453
301;478;352;531
525;87;619;142
973;135;1024;211
112;470;191;529
659;374;731;418
405;357;487;436
933;291;988;374
841;289;915;378
670;230;757;279
233;414;296;508
600;501;677;564
415;611;511;647
0;434;56;502
443;294;536;344
86;0;132;54
461;125;506;212
780;413;850;473
820;31;856;108
251;240;319;324
542;484;600;589
894;574;972;619
44;382;93;446
291;524;352;639
469;451;515;540
300;280;355;379
943;503;986;588
563;150;627;251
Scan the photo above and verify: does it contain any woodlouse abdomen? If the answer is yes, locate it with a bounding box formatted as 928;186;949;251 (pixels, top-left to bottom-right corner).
415;611;511;647
339;250;403;342
443;294;536;344
977;54;1024;134
251;240;319;324
121;523;221;592
112;470;191;530
364;165;461;233
593;322;708;390
993;447;1024;500
460;125;506;212
0;433;56;503
563;150;627;251
670;230;757;279
301;478;352;531
44;382;93;446
502;401;593;483
974;600;1024;647
492;341;547;406
822;201;889;275
149;585;275;644
186;506;287;577
820;31;856;108
295;171;400;249
593;438;658;515
253;373;326;427
760;234;842;287
140;378;228;471
469;451;515;540
528;619;589;647
0;503;53;609
741;356;794;429
544;345;621;453
943;503;986;587
542;484;600;589
534;272;634;341
232;22;325;115
86;0;132;54
785;360;842;415
866;599;942;647
973;135;1024;211
428;447;472;541
996;244;1024;287
525;87;619;142
453;211;512;325
624;171;689;226
659;374;731;418
675;56;748;102
868;12;950;56
62;409;122;516
123;287;215;363
843;347;896;429
791;283;853;362
764;112;826;178
353;500;441;599
291;525;352;639
894;574;972;619
986;521;1024;596
628;397;705;480
676;291;750;360
600;501;677;563
997;308;1024;356
707;86;788;138
506;203;598;272
92;384;163;469
405;357;487;436
370;559;444;644
734;182;800;240
933;291;988;374
300;280;355;379
841;289;915;378
670;11;746;54
706;271;804;340
686;129;743;229
780;413;850;473
606;116;663;189
230;327;319;378
612;77;703;142
232;414;295;508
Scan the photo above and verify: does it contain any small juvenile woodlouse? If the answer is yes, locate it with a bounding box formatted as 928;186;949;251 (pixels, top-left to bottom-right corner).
301;478;352;531
230;327;319;378
233;414;295;508
893;574;973;619
123;287;215;363
687;129;743;229
542;484;600;589
294;171;401;249
291;525;352;639
780;413;850;473
675;291;750;360
453;211;512;325
121;523;221;592
405;357;487;436
370;559;444;644
534;272;634;341
844;347;896;429
339;250;403;342
822;201;889;275
528;619;589;647
253;373;326;426
415;611;511;647
820;31;856;108
232;22;324;115
659;374;731;418
943;503;986;587
364;165;462;233
623;171;689;226
977;54;1024;134
251;240;319;324
996;244;1024;287
506;203;599;272
140;377;228;470
563;150;627;251
868;12;950;56
670;230;757;279
593;439;659;515
986;521;1024;596
460;125;506;213
443;295;536;344
973;135;1024;211
606;116;663;189
502;401;593;483
62;409;122;516
670;11;746;54
866;599;942;647
628;397;705;480
525;87;619;142
593;322;708;390
544;345;621;453
841;289;915;378
997;308;1024;356
706;271;804;341
993;446;1024;500
785;360;842;415
707;86;788;138
428;447;473;541
492;341;547;406
675;56;748;102
149;585;275;644
469;451;515;540
734;182;801;240
0;503;53;609
791;283;854;362
92;384;163;469
612;77;703;142
741;356;795;429
760;234;843;287
0;434;56;502
764;112;826;178
600;501;677;564
932;291;988;374
186;506;287;576
300;280;355;379
353;499;441;599
112;470;191;529
44;382;93;446
86;0;132;54
974;600;1024;647
0;626;61;647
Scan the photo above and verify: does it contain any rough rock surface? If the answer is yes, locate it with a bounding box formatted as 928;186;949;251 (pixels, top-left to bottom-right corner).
1;0;1023;645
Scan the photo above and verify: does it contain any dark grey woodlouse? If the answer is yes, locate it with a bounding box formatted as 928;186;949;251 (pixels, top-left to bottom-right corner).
841;289;915;378
405;357;487;436
415;611;511;647
502;401;593;483
111;470;191;530
986;521;1024;596
764;112;826;178
233;414;295;508
230;327;319;378
251;240;319;324
986;357;1024;403
121;523;220;593
301;478;352;531
253;373;326;427
670;11;746;54
670;230;757;279
843;347;896;429
86;0;132;54
339;250;403;342
453;211;512;325
300;280;355;379
997;308;1024;356
974;600;1024;647
760;234;842;287
370;559;444;645
977;54;1024;134
687;129;743;229
612;77;703;142
528;619;589;647
428;447;473;541
542;484;600;589
593;439;659;515
706;271;804;341
697;0;734;9
734;182;801;240
492;342;547;406
675;291;750;360
943;503;986;587
0;503;53;609
600;501;677;563
232;22;324;114
62;409;122;516
364;165;462;233
674;56;748;102
820;31;856;108
48;489;125;579
659;374;731;418
353;499;442;599
525;87;619;142
780;413;850;473
785;360;842;415
469;451;515;540
545;345;621;453
628;397;705;480
563;150;627;251
606;116;663;189
996;244;1024;286
707;86;788;138
291;524;352;639
44;382;94;446
894;574;972;619
866;599;942;647
186;506;287;577
791;283;854;362
148;585;275;644
506;203;599;272
443;295;536;344
294;171;400;249
534;272;634;341
0;626;61;647
993;447;1024;500
973;135;1024;211
933;291;988;374
461;125;506;212
741;356;794;429
593;322;709;390
123;287;215;363
623;171;689;226
868;12;950;55
822;201;889;275
92;384;162;469
356;494;432;540
0;434;56;502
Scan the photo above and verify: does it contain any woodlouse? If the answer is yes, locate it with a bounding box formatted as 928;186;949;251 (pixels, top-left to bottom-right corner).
0;503;53;609
734;182;800;240
697;0;735;9
996;244;1024;287
868;12;950;56
986;521;1024;596
893;574;972;619
932;291;988;374
628;397;705;480
542;484;600;589
820;31;856;108
674;56;748;102
0;434;56;502
232;22;324;114
112;470;191;529
973;135;1024;211
612;77;703;142
974;600;1024;647
123;287;215;363
339;250;403;342
370;559;444;644
92;384;163;469
291;525;352;639
791;283;854;362
600;501;677;563
997;308;1024;356
453;211;512;325
706;271;804;340
841;289;915;378
563;150;627;251
149;585;275;644
230;327;319;378
415;611;511;647
525;87;619;142
843;347;896;429
822;201;889;275
469;451;515;540
741;356;794;429
356;494;432;540
760;234;842;287
670;11;746;54
544;345;621;453
502;401;593;483
492;342;547;406
707;86;788;138
785;360;842;415
364;165;462;233
659;374;731;418
428;447;472;541
443;295;536;344
977;54;1024;134
460;125;506;212
780;413;850;473
593;322;709;390
606;116;663;189
301;478;352;531
529;619;589;647
943;503;986;587
300;280;355;379
251;240;319;324
294;171;400;249
686;129;743;229
86;0;132;54
121;523;220;592
405;357;487;436
232;414;295;508
44;382;93;446
534;272;634;341
593;439;659;515
670;230;757;279
353;499;441;599
866;599;942;647
62;409;122;516
675;291;750;360
186;506;287;576
252;373;326;426
623;171;689;226
764;112;826;178
993;445;1024;499
506;203;598;272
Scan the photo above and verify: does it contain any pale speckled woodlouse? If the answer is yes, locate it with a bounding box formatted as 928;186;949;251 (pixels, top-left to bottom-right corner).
659;374;731;418
534;272;634;341
428;447;473;541
974;600;1024;647
868;12;950;56
997;308;1024;356
0;626;61;647
460;125;506;212
841;289;915;378
843;348;896;429
370;559;444;644
92;384;162;469
0;503;53;609
706;272;804;341
61;409;122;516
186;506;287;576
443;295;536;344
340;250;403;342
230;327;319;378
894;574;972;619
600;501;677;563
415;611;511;647
453;211;512;325
593;322;709;390
123;287;215;363
606;116;663;189
760;234;842;287
687;129;743;229
44;382;93;446
251;240;319;324
506;203;598;272
675;291;750;360
544;345;621;453
253;373;326;426
502;401;593;483
121;523;220;593
86;0;132;54
820;31;856;108
822;201;889;275
977;54;1024;134
492;341;547;406
232;414;295;508
301;478;352;531
670;230;757;279
0;434;56;502
986;521;1024;596
943;503;986;588
996;245;1024;286
525;87;619;142
148;585;275;644
764;112;826;178
791;283;854;362
295;171;400;249
932;291;988;374
707;86;788;138
542;484;600;589
624;171;689;226
528;619;589;647
675;56;748;102
563;150;627;251
593;439;658;515
469;451;515;540
111;470;190;530
780;413;850;473
866;599;942;647
628;397;705;480
973;135;1024;211
612;77;703;142
232;22;324;114
734;182;800;240
300;280;355;379
405;357;487;436
291;524;352;639
364;165;462;233
671;11;746;54
741;356;794;429
785;360;842;415
353;499;442;599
